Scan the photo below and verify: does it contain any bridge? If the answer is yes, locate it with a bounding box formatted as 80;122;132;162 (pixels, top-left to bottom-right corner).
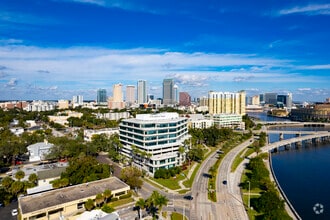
257;121;330;127
262;132;330;153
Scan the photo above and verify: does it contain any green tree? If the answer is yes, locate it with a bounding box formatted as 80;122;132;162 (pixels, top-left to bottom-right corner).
95;193;104;207
84;199;94;211
1;176;14;191
120;166;143;189
15;170;25;181
135;198;146;219
11;181;24;197
28;173;38;185
103;189;112;203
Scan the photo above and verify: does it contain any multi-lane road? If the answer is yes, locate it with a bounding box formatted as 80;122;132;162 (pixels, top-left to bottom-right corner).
189;138;253;220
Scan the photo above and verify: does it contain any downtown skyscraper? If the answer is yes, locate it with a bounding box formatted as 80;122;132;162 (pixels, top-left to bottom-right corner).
97;89;107;104
137;80;147;104
163;78;175;105
126;85;135;105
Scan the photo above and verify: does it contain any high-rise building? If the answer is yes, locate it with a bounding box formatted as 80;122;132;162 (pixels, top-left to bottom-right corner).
208;91;246;115
108;84;125;110
147;94;154;102
198;97;208;106
126;85;135;104
97;89;107;104
264;93;278;105
259;94;265;103
119;112;189;176
286;93;293;110
252;95;260;105
137;80;147;104
113;84;123;102
72;95;83;108
179;92;191;106
163;79;174;105
173;84;179;104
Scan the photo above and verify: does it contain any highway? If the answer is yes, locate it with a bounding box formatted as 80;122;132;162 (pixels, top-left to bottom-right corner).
189;138;253;220
214;138;252;220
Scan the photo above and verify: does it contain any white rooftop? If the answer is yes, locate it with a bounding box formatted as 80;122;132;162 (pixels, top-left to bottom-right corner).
136;112;179;121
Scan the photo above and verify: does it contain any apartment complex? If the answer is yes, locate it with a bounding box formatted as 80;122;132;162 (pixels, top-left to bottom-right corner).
208;90;246;115
119;112;189;175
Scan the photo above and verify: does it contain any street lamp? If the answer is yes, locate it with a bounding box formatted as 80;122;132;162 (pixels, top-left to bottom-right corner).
247;181;250;209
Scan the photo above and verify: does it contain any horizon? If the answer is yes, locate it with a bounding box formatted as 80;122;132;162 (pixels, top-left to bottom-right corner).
0;0;329;102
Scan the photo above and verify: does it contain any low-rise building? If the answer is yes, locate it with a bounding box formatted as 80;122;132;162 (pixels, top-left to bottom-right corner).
27;141;54;162
290;104;330;122
84;128;119;142
187;114;213;129
205;114;244;130
19;177;130;220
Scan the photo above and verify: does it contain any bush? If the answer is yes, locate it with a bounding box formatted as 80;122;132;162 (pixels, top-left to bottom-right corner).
119;192;132;199
154;167;182;179
101;204;115;213
110;197;118;202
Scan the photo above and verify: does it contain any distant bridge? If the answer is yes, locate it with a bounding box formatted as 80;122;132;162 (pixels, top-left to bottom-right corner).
262;132;330;153
258;121;330;127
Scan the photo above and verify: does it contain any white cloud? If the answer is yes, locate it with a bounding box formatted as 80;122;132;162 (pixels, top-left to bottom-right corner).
0;44;329;100
297;88;311;91
297;64;330;70
5;78;17;87
278;4;330;16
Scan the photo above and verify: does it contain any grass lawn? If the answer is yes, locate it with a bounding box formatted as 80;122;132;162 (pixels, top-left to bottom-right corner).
108;198;134;208
183;163;200;188
231;147;255;172
171;212;188;220
152;173;185;190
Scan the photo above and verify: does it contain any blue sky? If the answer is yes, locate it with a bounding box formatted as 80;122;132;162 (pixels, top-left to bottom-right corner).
0;0;329;102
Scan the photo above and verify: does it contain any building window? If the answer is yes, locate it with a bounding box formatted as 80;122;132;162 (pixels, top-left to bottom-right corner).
77;202;84;209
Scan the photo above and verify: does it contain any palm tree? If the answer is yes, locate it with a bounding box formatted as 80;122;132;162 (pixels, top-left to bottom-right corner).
95;193;104;207
84;199;94;211
135;198;146;219
147;191;169;217
28;173;38;186
15;170;25;181
154;194;169;216
103;189;112;203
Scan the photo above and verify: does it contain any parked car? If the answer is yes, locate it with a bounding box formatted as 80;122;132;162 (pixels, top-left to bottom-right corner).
11;209;18;216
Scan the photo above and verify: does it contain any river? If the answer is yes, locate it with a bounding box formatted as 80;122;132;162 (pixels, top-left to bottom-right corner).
248;112;330;220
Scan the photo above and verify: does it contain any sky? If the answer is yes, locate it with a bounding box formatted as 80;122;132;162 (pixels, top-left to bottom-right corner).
0;0;329;102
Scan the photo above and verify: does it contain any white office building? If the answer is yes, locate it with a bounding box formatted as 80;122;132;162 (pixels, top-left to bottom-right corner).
205;114;244;130
119;112;189;175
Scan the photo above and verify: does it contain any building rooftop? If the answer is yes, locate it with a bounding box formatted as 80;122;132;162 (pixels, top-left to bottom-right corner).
19;177;130;214
37;166;66;180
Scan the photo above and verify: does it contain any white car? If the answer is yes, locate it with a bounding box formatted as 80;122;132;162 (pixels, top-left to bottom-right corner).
11;209;18;216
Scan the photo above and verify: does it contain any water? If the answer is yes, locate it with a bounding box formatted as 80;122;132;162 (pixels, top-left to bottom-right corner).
248;112;330;219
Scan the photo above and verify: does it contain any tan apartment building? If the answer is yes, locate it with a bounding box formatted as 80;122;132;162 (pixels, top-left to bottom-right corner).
208;90;246;115
19;177;130;220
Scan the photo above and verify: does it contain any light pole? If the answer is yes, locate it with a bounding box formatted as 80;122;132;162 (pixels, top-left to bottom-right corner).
183;204;185;220
247;181;250;209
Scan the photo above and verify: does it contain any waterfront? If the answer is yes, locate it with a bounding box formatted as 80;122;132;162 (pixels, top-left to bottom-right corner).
248;112;330;219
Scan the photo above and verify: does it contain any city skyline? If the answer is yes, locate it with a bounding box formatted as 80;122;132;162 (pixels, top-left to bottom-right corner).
0;0;329;101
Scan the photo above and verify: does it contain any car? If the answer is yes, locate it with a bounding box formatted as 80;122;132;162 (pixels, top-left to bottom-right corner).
223;180;227;185
183;195;193;200
11;209;18;216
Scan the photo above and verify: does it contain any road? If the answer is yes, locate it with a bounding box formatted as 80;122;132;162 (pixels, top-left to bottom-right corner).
215;138;253;220
189;138;253;220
